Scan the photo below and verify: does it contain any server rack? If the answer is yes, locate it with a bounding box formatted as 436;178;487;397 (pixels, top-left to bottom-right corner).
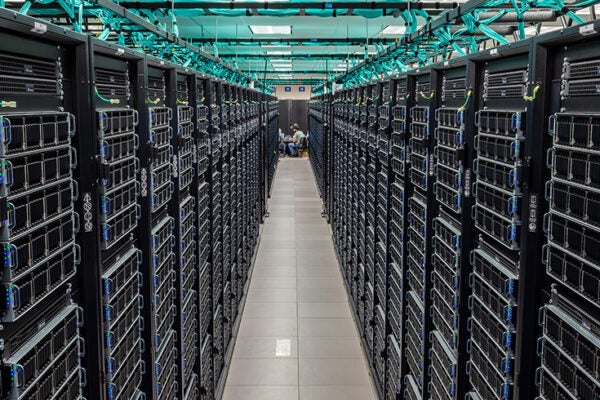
467;44;532;400
310;22;600;400
428;62;475;400
534;24;600;400
309;95;329;216
403;70;438;399
78;39;146;400
0;16;86;400
386;75;411;400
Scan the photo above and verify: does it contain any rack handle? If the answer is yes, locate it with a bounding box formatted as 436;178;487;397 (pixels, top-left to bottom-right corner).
541;244;549;266
546;148;554;170
544;180;553;202
1;117;12;145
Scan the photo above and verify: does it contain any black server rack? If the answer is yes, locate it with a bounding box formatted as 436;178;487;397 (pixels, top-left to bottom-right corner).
173;71;199;400
534;26;600;400
0;11;279;400
467;46;531;400
373;80;392;391
0;18;86;400
309;95;330;217
403;71;437;399
85;40;145;400
196;75;213;400
266;98;279;203
386;76;410;400
138;59;178;400
428;63;474;400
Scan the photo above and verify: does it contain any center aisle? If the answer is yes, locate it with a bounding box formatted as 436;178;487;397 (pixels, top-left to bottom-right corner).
223;158;377;400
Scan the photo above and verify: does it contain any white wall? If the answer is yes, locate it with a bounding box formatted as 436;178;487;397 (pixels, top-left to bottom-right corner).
274;85;312;100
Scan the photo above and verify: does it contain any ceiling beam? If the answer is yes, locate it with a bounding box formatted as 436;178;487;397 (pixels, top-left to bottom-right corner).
186;37;397;45
243;69;343;73
220;53;367;59
117;1;458;11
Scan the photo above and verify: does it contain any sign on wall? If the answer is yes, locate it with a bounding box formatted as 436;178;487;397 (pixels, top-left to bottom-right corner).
299;86;306;92
284;86;292;92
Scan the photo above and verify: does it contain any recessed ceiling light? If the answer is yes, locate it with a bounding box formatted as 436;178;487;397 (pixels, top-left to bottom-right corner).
271;59;292;63
353;50;377;55
250;25;291;35
262;45;292;48
267;51;292;56
333;68;347;72
379;25;406;35
278;74;293;78
274;67;292;71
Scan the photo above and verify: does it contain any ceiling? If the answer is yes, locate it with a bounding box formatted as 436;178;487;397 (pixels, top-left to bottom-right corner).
150;2;454;82
5;0;599;88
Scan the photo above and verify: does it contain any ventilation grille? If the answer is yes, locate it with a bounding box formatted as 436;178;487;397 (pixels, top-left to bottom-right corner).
0;53;60;96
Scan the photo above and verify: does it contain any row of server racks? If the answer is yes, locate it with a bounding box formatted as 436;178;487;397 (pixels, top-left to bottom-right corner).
0;11;280;400
309;19;600;400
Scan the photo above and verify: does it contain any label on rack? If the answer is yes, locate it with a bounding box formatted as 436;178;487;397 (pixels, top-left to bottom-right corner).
83;193;93;232
31;22;47;34
528;194;538;232
172;155;179;178
140;168;148;197
464;169;472;197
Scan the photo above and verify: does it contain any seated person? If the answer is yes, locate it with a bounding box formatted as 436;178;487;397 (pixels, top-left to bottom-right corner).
288;123;305;156
278;128;286;156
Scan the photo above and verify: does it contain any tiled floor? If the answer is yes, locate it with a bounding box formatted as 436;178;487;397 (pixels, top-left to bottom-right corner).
223;158;377;400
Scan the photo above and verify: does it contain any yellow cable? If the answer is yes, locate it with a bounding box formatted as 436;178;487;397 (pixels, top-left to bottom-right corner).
523;84;541;102
458;89;472;111
94;87;120;104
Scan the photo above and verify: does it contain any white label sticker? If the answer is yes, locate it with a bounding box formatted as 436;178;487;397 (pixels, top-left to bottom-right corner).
115;48;125;56
490;48;499;56
83;193;93;232
580;24;597;36
275;339;292;357
444;61;449;66
31;22;47;34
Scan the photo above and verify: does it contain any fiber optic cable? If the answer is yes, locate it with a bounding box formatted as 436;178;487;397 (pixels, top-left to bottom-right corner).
458;90;472;111
94;87;120;104
523;84;541;101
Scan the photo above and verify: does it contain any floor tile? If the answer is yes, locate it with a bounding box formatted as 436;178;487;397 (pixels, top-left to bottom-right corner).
233;337;298;359
226;359;299;385
252;266;297;278
299;386;376;400
250;277;297;289
298;318;359;337
223;386;298;400
238;318;297;337
246;288;297;303
296;266;340;278
243;302;298;319
297;288;348;303
299;359;372;385
298;337;363;358
297;277;343;289
298;303;352;319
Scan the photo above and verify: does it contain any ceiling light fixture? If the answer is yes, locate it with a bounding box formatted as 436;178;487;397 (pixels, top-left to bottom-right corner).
379;25;406;35
267;51;293;56
250;25;292;35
